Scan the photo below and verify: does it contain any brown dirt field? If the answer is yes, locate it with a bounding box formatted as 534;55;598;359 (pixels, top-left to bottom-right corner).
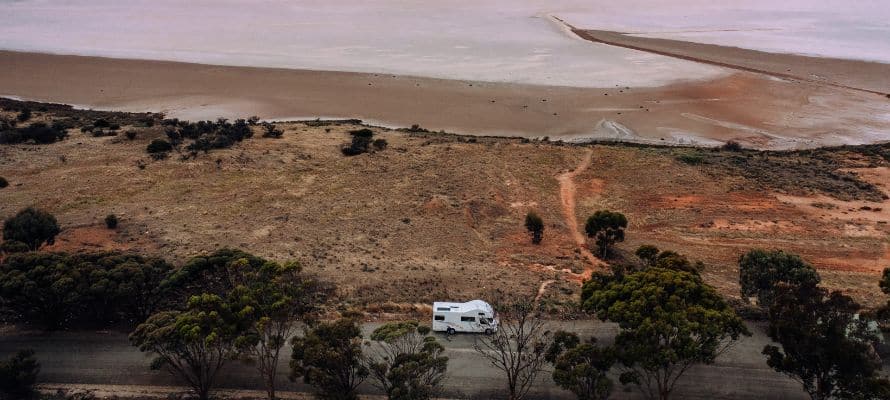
2;111;889;310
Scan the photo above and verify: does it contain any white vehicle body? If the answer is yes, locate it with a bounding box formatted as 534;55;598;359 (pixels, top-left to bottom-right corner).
431;300;499;334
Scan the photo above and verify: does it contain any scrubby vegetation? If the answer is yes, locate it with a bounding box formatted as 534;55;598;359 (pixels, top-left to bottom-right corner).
0;122;68;144
342;128;386;156
0;98;160;130
658;143;890;201
0;177;7;189
160;118;253;155
262;122;284;138
146;138;172;153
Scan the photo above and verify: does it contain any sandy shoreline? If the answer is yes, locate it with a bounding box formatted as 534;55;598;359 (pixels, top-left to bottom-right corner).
569;28;890;96
1;50;889;149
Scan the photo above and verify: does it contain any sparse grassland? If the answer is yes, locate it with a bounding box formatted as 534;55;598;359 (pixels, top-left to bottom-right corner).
2;100;889;313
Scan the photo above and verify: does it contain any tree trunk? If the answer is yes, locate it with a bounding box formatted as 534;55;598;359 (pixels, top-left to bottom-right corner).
266;373;276;400
197;385;211;400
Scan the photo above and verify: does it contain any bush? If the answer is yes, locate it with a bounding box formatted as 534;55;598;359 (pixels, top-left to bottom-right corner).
0;177;7;188
525;211;544;244
349;128;374;138
722;140;743;152
262;123;284;138
146;139;173;154
2;207;60;251
0;349;40;400
125;130;137;140
105;214;118;229
341;129;388;156
16;109;31;122
0;123;67;144
342;135;372;156
92;118;110;128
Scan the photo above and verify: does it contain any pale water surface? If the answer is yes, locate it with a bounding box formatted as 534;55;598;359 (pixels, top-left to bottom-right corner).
1;0;888;87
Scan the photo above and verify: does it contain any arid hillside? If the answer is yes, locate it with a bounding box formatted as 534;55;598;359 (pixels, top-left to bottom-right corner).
1;101;889;312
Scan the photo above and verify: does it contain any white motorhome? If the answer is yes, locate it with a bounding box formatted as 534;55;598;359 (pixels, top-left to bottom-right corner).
431;300;499;334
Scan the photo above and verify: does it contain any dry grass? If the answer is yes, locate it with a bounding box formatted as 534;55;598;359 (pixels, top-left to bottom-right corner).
2;106;889;311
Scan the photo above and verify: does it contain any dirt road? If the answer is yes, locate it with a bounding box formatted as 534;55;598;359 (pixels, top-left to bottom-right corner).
0;321;811;399
556;149;605;280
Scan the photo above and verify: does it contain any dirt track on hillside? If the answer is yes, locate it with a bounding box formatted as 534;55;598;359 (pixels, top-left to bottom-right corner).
556;148;605;280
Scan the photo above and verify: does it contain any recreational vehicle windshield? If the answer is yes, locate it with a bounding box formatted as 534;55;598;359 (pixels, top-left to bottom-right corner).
431;300;499;334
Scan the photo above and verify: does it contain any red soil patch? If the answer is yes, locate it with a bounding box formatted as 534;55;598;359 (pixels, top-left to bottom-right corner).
45;225;159;254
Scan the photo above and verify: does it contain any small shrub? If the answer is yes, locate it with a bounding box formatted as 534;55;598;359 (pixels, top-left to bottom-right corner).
262;123;284;138
349;128;374;138
109;123;121;131
372;138;387;150
104;214;118;229
16;108;31;122
146;139;173;154
125;130;137;140
722;140;743;152
525;211;544;244
51;119;74;133
342;135;372;156
0;177;7;188
92;118;110;128
247;116;260;125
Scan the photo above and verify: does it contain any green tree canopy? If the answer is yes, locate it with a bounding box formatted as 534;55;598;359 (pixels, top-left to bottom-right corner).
635;245;660;267
0;251;173;328
159;248;268;302
763;283;890;400
290;318;368;400
229;259;331;400
738;249;821;309
367;321;448;400
524;211;544;245
130;294;254;400
546;331;616;400
584;211;627;258
582;267;749;400
2;207;60;251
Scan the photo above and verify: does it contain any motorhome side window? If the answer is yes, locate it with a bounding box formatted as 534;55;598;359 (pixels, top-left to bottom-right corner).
460;316;476;322
434;315;445;321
